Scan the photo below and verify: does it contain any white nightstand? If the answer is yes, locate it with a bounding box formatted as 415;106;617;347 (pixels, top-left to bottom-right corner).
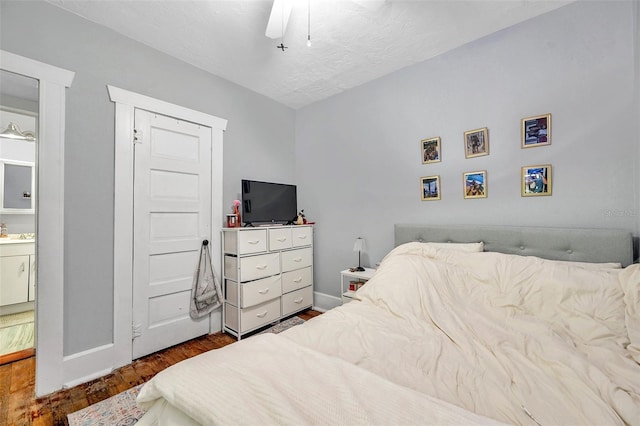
340;268;376;304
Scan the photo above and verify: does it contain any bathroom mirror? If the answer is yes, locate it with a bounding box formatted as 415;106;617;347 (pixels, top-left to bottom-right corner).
1;160;35;212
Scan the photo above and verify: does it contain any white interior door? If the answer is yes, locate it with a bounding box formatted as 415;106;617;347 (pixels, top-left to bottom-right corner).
132;109;212;359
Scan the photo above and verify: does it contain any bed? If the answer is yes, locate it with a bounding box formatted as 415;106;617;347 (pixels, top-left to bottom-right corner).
136;225;640;425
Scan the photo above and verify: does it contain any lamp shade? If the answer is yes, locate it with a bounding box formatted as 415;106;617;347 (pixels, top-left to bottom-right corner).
353;237;366;253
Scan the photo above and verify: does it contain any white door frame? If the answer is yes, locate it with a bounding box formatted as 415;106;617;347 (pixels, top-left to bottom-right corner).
108;86;227;365
0;50;75;396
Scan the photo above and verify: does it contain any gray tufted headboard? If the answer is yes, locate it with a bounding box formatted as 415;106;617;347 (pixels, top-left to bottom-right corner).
394;224;634;267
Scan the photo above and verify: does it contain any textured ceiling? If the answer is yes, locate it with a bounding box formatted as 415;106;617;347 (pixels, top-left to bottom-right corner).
46;0;574;109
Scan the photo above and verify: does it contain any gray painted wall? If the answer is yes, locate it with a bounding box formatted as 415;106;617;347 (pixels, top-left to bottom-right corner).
1;1;296;354
295;0;640;300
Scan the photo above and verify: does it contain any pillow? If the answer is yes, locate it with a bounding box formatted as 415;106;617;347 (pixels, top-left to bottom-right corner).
547;259;622;270
422;241;484;253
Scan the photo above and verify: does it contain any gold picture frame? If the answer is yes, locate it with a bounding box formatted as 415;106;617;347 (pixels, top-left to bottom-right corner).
463;170;487;199
521;113;551;148
521;164;552;196
464;127;489;158
421;175;441;201
421;136;441;164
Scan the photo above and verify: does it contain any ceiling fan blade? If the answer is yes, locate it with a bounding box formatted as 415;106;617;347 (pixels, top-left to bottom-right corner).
352;0;386;11
265;0;293;39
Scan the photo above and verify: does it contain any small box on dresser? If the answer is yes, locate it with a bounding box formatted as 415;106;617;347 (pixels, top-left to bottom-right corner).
222;225;313;339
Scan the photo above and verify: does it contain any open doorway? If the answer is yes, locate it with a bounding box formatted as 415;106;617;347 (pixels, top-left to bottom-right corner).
0;69;38;365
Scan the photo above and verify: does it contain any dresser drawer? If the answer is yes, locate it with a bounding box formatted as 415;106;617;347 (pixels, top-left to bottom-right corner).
240;253;280;282
225;298;281;333
243;275;282;308
291;226;312;247
238;229;268;254
269;227;292;251
224;252;280;282
281;266;312;293
281;247;312;272
281;286;313;316
225;275;282;308
224;229;268;255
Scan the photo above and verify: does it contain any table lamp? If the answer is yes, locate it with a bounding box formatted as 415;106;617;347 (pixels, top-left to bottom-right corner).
353;237;366;272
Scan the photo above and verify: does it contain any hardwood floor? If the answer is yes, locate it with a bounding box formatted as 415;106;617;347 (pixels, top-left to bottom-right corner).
0;309;322;426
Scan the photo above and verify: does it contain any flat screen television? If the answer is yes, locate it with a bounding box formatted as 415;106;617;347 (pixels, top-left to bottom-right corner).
241;179;297;226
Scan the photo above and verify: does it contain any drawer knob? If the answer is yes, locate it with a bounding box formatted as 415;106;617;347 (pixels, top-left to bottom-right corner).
256;311;268;318
277;237;287;242
293;257;302;262
248;240;260;245
297;235;307;239
256;265;267;270
293;277;302;283
294;297;304;304
258;288;270;294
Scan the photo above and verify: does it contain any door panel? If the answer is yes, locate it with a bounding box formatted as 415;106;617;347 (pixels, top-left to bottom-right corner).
132;110;212;359
150;170;200;200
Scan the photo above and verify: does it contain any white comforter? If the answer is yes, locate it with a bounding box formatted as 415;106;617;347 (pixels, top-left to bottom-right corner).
136;243;640;425
136;332;504;425
284;243;640;425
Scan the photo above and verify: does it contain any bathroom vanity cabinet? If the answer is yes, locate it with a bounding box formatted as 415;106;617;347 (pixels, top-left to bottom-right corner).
0;239;35;306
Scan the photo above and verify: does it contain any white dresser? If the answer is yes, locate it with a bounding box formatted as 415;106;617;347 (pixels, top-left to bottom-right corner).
222;225;313;339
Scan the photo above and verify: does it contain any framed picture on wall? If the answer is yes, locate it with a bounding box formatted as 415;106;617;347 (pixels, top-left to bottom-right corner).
521;164;552;196
521;113;551;148
464;127;489;158
463;170;487;199
421;175;441;201
421;137;441;164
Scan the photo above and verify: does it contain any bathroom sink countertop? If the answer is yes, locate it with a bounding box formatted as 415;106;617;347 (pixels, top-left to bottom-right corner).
0;234;35;244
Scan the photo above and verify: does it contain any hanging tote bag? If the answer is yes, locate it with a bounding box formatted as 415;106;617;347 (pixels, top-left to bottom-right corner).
190;240;223;319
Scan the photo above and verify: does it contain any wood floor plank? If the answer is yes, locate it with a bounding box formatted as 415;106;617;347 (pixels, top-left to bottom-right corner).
66;386;90;416
114;363;144;389
6;385;32;425
0;364;10;426
9;356;35;392
0;309;320;425
31;412;53;426
28;396;52;425
48;390;76;426
83;379;112;406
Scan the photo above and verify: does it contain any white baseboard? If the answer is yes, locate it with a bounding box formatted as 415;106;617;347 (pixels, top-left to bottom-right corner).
63;367;113;390
313;291;341;312
62;343;121;390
